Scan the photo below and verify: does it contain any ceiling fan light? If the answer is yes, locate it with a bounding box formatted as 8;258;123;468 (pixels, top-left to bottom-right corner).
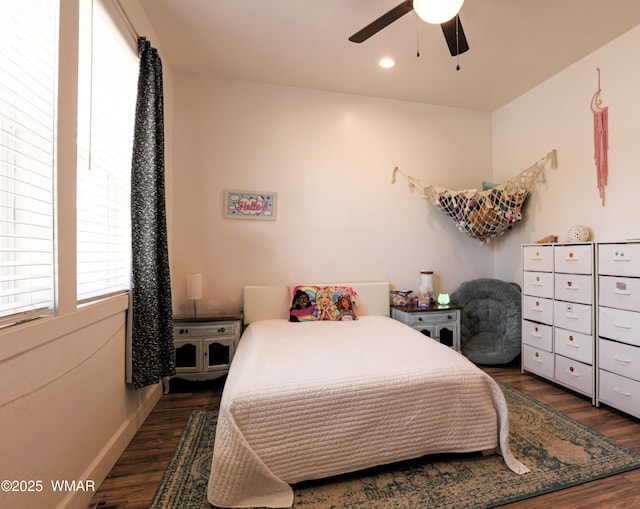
378;56;397;69
413;0;464;24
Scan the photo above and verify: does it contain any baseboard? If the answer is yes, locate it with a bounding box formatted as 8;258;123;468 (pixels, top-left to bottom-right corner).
57;382;163;509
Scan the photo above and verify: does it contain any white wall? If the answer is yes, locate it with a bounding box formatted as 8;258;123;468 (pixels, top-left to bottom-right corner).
0;298;159;509
492;25;640;283
170;76;498;315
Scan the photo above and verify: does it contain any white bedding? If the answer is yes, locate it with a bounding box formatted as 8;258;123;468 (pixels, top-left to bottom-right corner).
207;316;529;508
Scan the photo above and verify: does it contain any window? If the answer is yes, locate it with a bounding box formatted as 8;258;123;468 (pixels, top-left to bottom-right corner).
0;1;57;325
76;0;138;303
0;0;138;329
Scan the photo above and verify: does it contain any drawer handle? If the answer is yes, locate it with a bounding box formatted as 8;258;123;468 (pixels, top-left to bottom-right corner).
613;322;632;330
613;258;630;262
565;314;578;319
566;369;580;377
613;355;632;364
614;387;632;397
564;257;578;262
614;290;632;296
218;327;226;333
567;342;579;348
565;285;578;291
531;307;542;312
530;332;542;338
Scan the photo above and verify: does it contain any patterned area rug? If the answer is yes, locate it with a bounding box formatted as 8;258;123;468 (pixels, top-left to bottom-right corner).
150;382;640;508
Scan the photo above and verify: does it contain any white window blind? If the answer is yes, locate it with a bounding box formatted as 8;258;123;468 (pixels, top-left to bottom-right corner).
0;1;57;326
77;0;138;304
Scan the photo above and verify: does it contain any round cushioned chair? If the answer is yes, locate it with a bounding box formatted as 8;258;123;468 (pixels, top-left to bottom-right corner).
450;278;522;365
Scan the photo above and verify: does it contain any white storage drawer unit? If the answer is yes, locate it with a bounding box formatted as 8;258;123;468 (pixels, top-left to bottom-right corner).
598;276;640;312
522;320;553;351
554;327;593;365
523;245;554;272
598;306;640;346
553;300;592;335
597;241;640;418
523;271;554;298
599;338;640;382
522;344;554;379
598;243;640;276
599;370;640;419
522;295;553;324
521;243;595;402
554;273;592;305
555;354;593;396
554;244;594;274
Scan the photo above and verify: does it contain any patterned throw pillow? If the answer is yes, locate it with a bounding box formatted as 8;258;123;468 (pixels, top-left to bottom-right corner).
319;286;358;321
289;285;318;322
289;285;359;322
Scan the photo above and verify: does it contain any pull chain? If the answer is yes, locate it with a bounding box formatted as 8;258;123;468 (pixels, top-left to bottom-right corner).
455;15;461;71
416;16;420;57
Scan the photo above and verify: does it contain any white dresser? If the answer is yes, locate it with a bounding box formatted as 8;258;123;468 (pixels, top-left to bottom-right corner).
597;241;640;419
521;243;595;403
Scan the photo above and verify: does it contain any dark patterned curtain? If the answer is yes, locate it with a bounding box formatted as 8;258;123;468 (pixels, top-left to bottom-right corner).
128;37;175;389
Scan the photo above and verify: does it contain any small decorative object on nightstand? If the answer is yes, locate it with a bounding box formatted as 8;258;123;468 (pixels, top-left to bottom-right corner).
391;304;461;352
437;293;450;306
163;312;243;393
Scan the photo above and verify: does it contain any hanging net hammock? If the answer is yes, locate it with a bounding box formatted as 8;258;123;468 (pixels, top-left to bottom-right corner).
392;149;557;243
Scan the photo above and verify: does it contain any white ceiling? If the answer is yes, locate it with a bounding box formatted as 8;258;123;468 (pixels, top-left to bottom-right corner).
136;0;640;112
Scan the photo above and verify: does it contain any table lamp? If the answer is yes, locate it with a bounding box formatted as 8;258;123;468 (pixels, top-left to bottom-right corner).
187;272;202;318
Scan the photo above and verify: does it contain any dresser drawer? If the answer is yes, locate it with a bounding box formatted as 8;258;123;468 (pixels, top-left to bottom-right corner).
522;295;553;325
522;320;553;351
523;245;553;272
409;310;458;326
554;327;592;364
598;306;640;346
598;243;640;277
555;355;593;396
553;300;592;334
599;338;640;382
522;344;554;379
523;271;554;298
554;244;593;274
554;273;592;305
599;370;640;419
174;321;239;338
599;276;640;312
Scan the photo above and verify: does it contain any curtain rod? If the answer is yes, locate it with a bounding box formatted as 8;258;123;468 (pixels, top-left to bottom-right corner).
114;0;140;44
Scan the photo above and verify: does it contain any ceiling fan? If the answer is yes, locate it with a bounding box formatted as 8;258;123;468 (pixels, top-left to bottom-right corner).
348;0;469;57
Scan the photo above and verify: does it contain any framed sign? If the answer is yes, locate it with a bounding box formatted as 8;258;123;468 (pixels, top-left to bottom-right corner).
224;190;277;220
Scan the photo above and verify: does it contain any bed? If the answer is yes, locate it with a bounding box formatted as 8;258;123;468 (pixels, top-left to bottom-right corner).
207;282;528;508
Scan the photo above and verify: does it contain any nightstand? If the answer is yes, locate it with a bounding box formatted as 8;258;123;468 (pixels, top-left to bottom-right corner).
391;304;461;352
163;313;243;393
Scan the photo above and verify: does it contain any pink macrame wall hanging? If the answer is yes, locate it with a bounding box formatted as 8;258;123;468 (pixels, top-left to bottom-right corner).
591;67;608;206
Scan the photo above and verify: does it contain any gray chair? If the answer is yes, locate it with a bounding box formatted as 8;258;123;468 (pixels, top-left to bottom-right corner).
450;278;522;365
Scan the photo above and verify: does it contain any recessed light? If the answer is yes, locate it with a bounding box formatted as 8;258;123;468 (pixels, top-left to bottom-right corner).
378;57;396;69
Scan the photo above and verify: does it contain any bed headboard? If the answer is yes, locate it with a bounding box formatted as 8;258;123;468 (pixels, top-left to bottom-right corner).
243;282;391;324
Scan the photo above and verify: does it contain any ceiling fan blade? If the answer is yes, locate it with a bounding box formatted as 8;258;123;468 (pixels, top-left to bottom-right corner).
349;1;414;43
441;15;469;56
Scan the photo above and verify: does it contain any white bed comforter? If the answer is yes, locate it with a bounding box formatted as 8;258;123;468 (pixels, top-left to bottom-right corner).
207;316;529;508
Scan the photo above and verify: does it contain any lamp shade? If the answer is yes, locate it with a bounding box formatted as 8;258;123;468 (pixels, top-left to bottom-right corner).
187;272;202;300
413;0;464;24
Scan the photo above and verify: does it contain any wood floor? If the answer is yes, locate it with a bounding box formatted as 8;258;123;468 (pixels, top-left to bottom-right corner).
90;361;640;509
